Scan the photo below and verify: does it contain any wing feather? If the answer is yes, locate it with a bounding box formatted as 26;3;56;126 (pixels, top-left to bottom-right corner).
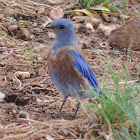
68;50;98;88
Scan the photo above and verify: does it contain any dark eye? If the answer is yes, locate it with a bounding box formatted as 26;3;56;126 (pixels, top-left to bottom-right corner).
60;25;65;29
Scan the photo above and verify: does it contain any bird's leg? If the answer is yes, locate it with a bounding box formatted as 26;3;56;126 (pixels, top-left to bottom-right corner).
56;96;68;116
71;102;80;119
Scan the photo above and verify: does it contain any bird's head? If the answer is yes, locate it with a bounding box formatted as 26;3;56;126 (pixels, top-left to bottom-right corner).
46;18;77;50
46;18;75;38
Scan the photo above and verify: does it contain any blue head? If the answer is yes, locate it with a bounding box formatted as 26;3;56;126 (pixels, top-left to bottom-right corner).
46;18;78;54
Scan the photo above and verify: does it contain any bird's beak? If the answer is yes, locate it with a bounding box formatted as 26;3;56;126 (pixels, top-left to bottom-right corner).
45;24;53;29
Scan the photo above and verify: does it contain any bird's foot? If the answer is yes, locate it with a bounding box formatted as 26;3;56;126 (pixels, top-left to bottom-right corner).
63;115;78;120
48;113;78;120
48;113;60;118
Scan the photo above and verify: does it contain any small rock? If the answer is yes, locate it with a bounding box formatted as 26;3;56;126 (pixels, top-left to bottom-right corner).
21;28;35;40
14;71;30;79
8;25;18;32
32;23;38;27
0;92;5;102
49;7;64;20
37;7;46;14
98;24;119;37
108;17;140;51
86;23;93;30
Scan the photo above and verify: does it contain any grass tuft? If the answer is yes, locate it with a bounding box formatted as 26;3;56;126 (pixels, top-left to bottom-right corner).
75;0;128;10
85;46;140;139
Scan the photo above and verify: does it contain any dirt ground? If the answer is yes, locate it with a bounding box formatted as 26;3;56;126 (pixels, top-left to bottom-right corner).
0;0;139;139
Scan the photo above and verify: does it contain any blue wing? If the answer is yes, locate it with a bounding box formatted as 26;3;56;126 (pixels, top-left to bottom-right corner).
68;50;98;88
68;50;102;97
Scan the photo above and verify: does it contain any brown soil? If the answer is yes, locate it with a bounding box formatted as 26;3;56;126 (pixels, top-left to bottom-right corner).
0;0;139;139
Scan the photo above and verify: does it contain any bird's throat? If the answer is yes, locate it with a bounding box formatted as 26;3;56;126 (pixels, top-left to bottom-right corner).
51;35;77;56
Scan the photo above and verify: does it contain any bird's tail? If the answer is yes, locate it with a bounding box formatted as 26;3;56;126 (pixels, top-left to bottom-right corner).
99;91;102;98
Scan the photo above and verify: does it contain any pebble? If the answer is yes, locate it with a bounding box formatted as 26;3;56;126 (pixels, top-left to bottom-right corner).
86;23;93;30
14;71;30;79
8;25;18;32
21;28;35;40
49;7;64;20
98;24;119;37
32;23;38;27
0;92;5;102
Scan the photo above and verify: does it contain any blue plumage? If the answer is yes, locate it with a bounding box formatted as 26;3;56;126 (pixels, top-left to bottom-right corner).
68;50;98;87
46;18;102;119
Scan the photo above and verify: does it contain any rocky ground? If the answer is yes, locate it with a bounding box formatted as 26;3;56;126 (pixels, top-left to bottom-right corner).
0;0;139;139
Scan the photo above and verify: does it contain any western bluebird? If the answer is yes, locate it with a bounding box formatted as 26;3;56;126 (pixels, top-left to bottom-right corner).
46;18;102;119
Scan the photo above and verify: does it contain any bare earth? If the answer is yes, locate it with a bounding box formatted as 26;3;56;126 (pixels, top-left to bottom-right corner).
0;0;139;139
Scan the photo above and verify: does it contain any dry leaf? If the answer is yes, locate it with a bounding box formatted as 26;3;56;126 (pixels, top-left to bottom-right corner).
66;9;92;16
90;6;110;12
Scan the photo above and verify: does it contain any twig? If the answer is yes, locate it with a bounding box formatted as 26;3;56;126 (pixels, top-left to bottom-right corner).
13;74;22;88
27;115;34;128
26;0;53;9
1;129;35;140
42;16;52;27
18;118;49;126
119;80;139;84
66;128;78;138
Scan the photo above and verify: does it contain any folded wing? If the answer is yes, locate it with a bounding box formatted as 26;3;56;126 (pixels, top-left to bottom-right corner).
68;50;99;88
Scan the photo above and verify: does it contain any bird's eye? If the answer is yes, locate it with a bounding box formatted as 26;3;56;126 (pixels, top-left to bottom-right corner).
60;25;65;29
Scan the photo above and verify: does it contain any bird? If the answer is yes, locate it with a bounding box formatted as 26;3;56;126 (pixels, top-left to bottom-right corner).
46;18;102;119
